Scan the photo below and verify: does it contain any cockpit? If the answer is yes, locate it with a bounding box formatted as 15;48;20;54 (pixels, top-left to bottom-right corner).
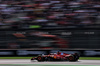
50;53;57;55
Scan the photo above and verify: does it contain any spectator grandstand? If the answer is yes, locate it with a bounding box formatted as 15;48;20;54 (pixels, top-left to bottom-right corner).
0;0;100;50
0;0;100;29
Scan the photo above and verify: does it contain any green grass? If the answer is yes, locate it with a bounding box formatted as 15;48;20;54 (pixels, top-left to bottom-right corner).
29;25;41;28
0;57;100;60
79;57;100;60
0;57;32;59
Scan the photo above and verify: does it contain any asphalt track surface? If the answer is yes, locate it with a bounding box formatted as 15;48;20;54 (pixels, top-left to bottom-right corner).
0;59;100;66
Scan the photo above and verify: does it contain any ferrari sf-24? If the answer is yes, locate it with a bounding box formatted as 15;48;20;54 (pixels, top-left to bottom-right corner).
31;52;79;62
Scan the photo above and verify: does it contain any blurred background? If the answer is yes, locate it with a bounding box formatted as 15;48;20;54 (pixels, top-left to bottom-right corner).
0;0;100;57
0;0;100;29
0;29;100;49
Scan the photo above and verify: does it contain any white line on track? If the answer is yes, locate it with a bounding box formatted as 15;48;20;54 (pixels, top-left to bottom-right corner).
0;59;100;65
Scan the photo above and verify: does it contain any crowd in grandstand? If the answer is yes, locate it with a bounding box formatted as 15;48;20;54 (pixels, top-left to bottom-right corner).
0;0;100;49
0;0;100;29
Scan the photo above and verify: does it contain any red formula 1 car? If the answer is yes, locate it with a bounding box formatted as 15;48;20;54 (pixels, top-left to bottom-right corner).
31;52;79;62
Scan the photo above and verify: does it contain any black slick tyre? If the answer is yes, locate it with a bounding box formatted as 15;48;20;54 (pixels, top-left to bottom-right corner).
68;56;74;61
37;56;43;62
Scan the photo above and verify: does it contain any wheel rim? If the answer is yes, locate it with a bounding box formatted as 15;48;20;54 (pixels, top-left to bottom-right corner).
38;57;42;60
69;56;73;60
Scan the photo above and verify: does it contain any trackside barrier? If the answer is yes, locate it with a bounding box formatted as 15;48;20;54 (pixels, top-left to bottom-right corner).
0;50;100;57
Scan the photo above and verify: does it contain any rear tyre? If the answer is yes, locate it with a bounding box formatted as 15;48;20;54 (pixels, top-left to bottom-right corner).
73;55;79;61
73;53;79;61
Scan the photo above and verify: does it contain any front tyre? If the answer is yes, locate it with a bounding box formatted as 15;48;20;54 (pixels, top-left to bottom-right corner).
68;56;74;61
37;56;44;62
